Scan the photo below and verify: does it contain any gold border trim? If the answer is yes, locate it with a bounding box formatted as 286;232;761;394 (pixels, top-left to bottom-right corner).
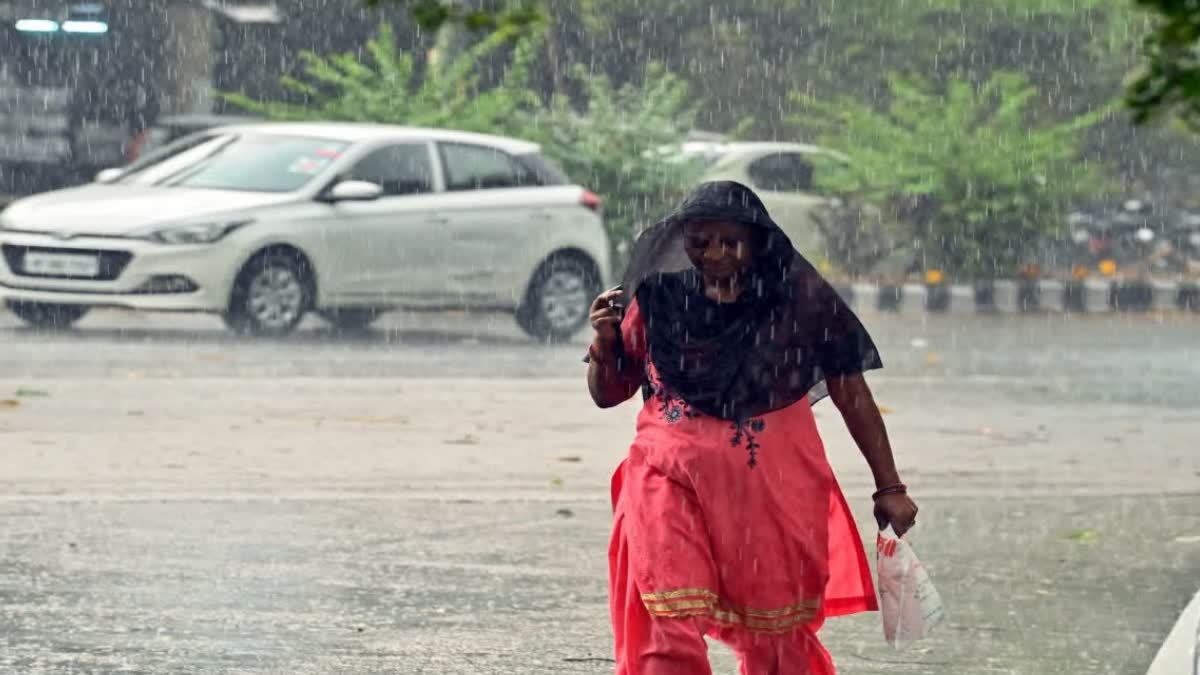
641;588;717;602
639;587;821;634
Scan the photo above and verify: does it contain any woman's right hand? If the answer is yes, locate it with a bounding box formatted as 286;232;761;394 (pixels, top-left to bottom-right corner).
587;288;641;408
589;288;625;352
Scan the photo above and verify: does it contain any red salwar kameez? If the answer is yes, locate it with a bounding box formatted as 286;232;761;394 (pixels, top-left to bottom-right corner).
608;299;877;675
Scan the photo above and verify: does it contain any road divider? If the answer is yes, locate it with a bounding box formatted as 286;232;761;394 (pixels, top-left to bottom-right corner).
837;279;1200;315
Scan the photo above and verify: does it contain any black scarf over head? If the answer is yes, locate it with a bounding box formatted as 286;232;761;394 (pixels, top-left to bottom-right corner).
622;181;882;420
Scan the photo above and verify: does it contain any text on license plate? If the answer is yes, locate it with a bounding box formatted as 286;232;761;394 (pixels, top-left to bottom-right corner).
22;252;101;277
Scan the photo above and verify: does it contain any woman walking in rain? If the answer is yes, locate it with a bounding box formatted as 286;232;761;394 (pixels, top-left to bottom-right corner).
585;181;918;674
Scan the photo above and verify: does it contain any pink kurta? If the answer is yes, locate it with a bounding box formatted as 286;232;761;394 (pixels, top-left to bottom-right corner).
608;299;876;674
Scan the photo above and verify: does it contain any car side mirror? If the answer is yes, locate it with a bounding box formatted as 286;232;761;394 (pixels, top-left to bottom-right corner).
325;180;383;202
94;168;125;184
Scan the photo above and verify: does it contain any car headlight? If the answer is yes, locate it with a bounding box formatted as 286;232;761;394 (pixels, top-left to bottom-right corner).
143;219;252;244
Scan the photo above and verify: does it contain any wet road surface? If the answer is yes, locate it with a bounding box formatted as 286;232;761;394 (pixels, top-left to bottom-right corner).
1;308;1198;673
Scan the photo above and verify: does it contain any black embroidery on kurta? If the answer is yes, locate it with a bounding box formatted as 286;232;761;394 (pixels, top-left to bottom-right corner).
730;418;767;468
649;382;766;468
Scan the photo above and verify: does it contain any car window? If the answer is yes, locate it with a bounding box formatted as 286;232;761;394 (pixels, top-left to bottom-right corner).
748;152;815;192
707;151;743;172
119;133;349;192
440;143;542;191
147;128;173;146
513;152;569;186
122;132;219;176
348;144;433;196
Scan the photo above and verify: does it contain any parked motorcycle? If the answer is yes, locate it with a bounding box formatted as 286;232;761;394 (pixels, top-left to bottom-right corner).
1164;211;1200;276
1064;200;1175;277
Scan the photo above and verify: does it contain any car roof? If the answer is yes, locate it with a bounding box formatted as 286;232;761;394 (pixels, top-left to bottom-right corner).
204;122;543;154
669;140;850;164
710;141;847;160
723;141;826;153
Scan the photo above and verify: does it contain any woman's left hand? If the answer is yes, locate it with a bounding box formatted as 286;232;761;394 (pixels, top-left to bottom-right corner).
874;492;919;537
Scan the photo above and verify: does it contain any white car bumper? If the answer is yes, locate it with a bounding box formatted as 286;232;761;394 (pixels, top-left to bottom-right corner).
0;232;238;313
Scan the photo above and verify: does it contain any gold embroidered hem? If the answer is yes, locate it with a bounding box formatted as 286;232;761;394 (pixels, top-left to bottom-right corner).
640;588;821;635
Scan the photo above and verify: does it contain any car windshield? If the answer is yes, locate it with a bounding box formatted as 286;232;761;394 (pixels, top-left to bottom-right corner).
117;133;349;192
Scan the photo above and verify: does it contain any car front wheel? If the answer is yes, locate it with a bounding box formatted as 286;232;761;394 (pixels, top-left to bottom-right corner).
4;300;90;330
225;253;311;337
516;255;600;342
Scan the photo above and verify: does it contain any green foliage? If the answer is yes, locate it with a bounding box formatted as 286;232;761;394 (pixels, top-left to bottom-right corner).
1126;0;1200;130
352;1;1187;186
221;23;535;134
525;63;702;253
795;72;1111;278
560;0;1183;197
566;0;1141;129
362;0;543;33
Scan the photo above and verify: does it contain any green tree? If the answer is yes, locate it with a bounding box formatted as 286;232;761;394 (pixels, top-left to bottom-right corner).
795;72;1110;278
345;1;1194;197
221;23;535;134
362;0;542;33
525;63;702;255
1126;0;1200;129
561;1;1138;128
555;0;1194;197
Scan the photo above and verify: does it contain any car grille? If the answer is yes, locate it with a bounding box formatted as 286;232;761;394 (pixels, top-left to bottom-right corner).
1;244;133;281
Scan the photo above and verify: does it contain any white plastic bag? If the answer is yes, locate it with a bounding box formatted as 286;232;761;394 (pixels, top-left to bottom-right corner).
876;526;945;649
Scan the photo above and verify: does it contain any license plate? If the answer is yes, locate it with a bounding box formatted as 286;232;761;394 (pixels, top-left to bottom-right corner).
22;251;101;277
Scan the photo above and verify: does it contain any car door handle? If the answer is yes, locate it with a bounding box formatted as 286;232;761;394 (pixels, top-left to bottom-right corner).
531;211;554;221
426;216;450;225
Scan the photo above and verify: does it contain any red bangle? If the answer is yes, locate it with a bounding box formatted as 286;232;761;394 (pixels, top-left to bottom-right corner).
872;483;907;500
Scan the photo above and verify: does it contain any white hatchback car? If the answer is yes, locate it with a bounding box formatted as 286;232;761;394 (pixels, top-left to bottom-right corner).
666;140;913;279
690;141;847;257
0;123;611;339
